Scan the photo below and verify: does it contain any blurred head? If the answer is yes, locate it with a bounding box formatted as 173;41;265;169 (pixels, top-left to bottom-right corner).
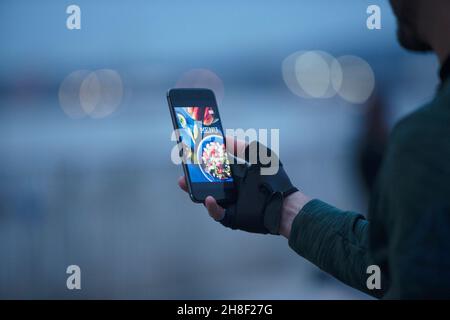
389;0;432;52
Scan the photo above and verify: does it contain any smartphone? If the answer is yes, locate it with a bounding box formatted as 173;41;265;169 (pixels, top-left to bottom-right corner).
167;88;236;206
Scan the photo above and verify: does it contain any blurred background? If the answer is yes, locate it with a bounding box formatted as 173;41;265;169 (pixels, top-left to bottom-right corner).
0;0;440;299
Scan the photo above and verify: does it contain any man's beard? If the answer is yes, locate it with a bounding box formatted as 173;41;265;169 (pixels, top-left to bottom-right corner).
396;20;433;52
390;0;433;52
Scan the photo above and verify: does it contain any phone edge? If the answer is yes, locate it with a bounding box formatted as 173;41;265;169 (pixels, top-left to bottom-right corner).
166;89;205;204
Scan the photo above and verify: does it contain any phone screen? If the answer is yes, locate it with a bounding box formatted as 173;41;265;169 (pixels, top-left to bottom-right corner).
168;88;236;204
174;106;233;184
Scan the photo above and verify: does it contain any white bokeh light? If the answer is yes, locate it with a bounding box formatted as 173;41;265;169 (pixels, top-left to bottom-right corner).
332;55;375;104
58;70;91;119
80;69;123;119
283;51;375;104
282;50;341;99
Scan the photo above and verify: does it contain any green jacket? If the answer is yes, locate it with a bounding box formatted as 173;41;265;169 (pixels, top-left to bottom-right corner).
289;71;450;299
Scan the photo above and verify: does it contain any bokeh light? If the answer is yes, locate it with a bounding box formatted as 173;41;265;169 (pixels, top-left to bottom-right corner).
282;51;341;99
80;69;123;118
58;70;91;119
175;68;225;103
332;55;375;104
283;51;375;104
59;69;123;119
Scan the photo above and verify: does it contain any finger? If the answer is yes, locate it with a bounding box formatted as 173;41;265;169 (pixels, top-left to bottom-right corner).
225;135;248;158
204;196;225;221
177;176;188;193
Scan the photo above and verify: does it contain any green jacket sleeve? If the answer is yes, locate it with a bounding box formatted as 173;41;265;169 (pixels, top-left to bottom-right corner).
288;199;384;298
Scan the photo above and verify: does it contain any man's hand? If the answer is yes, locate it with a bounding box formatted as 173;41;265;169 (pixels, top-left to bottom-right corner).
177;137;311;238
178;177;225;221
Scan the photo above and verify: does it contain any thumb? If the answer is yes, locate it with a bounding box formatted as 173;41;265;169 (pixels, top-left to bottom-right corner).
204;196;225;221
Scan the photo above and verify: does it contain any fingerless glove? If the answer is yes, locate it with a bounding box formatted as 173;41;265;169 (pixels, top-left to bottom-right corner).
220;141;298;235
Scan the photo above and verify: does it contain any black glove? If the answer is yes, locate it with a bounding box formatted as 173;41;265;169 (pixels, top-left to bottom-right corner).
219;141;298;235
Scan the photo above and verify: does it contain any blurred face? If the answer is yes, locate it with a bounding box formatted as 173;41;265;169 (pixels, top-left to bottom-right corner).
389;0;432;52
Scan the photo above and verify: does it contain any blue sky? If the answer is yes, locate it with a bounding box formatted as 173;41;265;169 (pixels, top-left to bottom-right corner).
0;1;398;76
